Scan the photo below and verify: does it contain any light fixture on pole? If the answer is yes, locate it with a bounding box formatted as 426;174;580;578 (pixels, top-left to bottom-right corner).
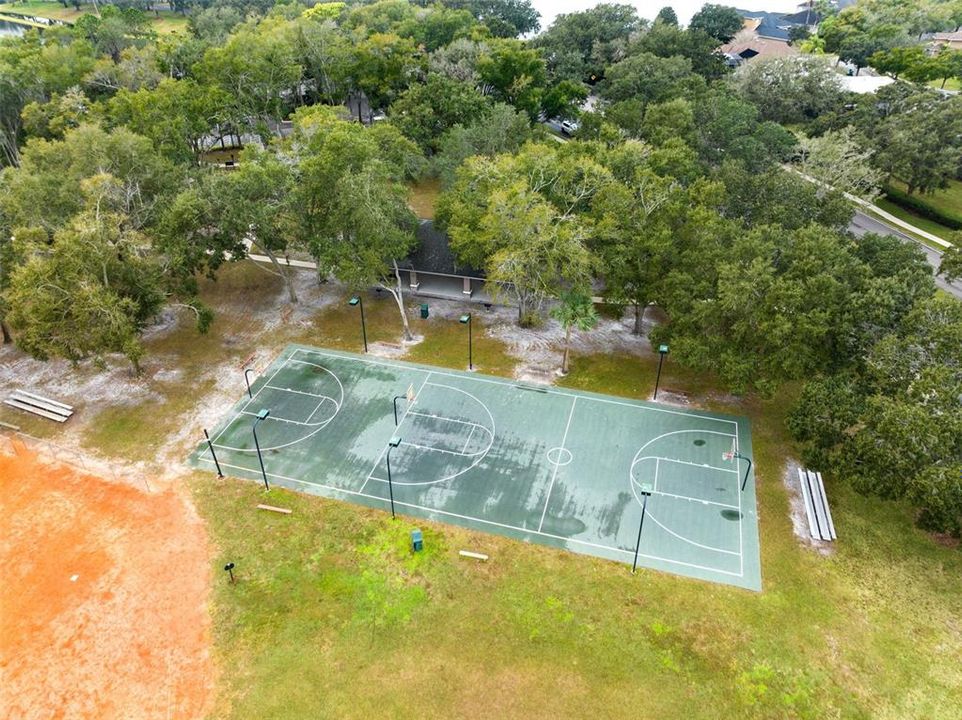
632;483;653;574
725;450;754;492
459;313;473;370
252;408;271;490
349;296;367;353
653;344;669;400
385;436;402;519
244;367;255;399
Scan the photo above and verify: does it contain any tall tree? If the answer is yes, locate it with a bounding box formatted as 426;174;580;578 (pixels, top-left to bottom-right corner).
688;4;744;43
195;17;302;132
0;124;175;234
551;291;599;375
4;212;166;372
443;0;540;37
388;74;491;152
871;88;962;195
291;108;421;337
534;3;644;83
476;40;547;118
601;52;698;105
731;55;844;125
795;127;885;202
654;7;678;26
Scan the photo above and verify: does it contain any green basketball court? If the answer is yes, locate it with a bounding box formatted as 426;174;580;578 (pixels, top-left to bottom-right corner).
190;345;761;590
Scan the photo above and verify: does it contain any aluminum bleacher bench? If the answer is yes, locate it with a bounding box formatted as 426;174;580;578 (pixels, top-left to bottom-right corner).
3;390;74;423
798;468;837;542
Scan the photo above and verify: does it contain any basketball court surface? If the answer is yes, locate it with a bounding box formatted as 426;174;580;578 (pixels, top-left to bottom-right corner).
190;345;761;590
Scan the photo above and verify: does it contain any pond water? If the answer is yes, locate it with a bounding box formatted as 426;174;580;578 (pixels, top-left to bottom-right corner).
0;18;27;38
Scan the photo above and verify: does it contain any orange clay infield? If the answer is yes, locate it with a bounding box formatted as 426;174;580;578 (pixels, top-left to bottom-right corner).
0;443;214;719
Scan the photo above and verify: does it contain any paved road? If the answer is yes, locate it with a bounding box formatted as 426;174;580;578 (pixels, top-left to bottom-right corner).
850;211;962;299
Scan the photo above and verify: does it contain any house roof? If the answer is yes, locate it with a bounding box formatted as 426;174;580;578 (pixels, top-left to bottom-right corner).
735;9;793;41
400;220;485;278
781;9;823;25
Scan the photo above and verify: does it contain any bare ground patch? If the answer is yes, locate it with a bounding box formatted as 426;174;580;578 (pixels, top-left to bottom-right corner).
0;441;214;719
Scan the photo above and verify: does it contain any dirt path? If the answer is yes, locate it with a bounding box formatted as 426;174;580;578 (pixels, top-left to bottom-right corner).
0;442;214;720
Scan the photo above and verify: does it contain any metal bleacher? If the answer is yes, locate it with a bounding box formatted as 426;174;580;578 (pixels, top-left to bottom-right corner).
798;468;837;542
3;390;74;423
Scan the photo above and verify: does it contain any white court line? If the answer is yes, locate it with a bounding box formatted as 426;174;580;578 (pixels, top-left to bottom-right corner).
653;490;739;510
628;461;742;560
213;355;345;452
461;425;475;454
266;384;338;402
197;455;744;578
358;370;432;494
400;438;490;458
654;457;659;493
239;410;312;426
306;396;334;423
538;397;577;533
638;456;739;475
211;358;291;445
736;434;744;576
364;381;497;487
292;347;739;430
407;410;486;431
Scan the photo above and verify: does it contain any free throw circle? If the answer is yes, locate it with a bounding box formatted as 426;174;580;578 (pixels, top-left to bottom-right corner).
546;447;573;466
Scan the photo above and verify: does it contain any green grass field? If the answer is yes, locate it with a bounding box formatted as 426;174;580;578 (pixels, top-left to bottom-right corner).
887;179;962;225
185;309;962;718
929;77;961;91
870;199;953;251
0;0;188;33
407;178;441;220
9;262;960;718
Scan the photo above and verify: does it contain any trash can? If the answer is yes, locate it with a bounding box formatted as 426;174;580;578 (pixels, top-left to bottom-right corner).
420;303;429;319
411;529;424;552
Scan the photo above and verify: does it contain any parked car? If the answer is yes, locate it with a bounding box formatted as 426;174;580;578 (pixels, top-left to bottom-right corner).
560;119;579;136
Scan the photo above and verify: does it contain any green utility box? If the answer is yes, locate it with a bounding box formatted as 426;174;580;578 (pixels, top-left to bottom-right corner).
411;529;424;552
420;303;429;319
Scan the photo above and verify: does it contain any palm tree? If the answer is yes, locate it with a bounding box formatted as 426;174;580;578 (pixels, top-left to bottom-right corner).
551;291;599;375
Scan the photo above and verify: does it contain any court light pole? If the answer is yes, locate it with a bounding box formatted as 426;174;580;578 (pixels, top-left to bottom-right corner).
460;313;473;370
385;436;402;519
252;408;271;491
653;344;669;400
203;429;223;478
733;452;753;492
632;483;653;574
349;296;368;353
244;368;255;399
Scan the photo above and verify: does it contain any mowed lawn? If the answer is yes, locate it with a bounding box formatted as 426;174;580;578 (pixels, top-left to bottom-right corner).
874;198;953;246
170;271;962;719
0;0;188;33
888;179;962;224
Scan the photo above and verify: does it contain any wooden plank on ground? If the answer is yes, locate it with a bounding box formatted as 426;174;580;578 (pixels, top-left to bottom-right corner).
13;390;73;412
811;471;837;540
3;399;69;423
807;471;831;540
257;504;292;515
11;392;73;418
799;468;836;541
798;468;819;539
459;550;488;561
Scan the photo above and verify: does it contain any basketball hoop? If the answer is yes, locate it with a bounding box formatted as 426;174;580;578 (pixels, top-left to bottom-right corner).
406;383;416;403
722;451;734;462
